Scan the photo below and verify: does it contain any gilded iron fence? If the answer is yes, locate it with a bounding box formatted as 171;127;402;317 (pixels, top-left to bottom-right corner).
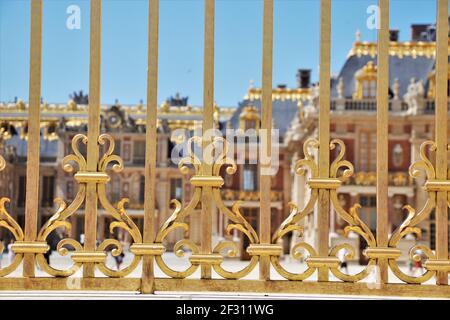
0;0;449;298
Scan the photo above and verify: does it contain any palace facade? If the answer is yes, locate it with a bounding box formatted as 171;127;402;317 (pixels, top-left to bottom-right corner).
284;24;450;262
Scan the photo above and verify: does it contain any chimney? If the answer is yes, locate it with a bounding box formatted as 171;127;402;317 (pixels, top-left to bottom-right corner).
297;69;311;89
389;30;399;41
410;24;430;41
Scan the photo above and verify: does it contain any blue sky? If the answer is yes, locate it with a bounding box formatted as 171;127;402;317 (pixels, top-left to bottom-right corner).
0;0;443;107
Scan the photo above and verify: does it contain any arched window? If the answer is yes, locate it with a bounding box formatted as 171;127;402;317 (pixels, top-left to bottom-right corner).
353;61;377;99
362;79;377;98
392;143;404;167
239;105;260;131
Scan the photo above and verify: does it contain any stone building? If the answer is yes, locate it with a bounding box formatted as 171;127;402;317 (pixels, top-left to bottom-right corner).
284;24;450;262
0;96;237;250
1;20;449;263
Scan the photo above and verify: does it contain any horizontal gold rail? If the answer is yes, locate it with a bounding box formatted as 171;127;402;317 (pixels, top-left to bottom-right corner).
0;278;448;299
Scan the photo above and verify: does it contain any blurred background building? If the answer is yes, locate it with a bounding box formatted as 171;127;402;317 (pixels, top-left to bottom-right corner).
0;19;448;262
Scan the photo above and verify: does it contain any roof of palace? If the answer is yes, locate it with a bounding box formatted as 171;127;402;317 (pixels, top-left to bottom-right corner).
331;54;436;99
226;87;312;137
331;21;450;99
0;100;235;162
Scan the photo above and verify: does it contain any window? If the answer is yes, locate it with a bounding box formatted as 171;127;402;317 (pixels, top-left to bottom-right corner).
428;210;450;251
133;141;146;165
359;195;377;231
243;164;258;191
245;119;256;130
139;176;145;203
114;139;121;156
17;176;26;207
353;61;377;99
111;177;121;203
239;105;260;131
359;131;376;171
41;176;55;207
122;182;130;198
170;178;183;202
241;208;258;260
66;181;74;200
123;143;131;162
362;80;377;98
392;143;404;167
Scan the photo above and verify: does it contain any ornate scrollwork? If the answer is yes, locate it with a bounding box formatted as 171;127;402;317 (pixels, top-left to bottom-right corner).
328;139;377;282
271;138;377;282
0;153;25;276
0;198;25;276
96;134;142;277
155;136;259;279
387;140;437;284
37;133;142;278
270;138;320;280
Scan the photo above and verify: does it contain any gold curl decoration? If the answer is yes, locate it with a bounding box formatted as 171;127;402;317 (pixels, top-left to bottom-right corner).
62;134;87;173
271;242;317;281
37;133;143;278
212;197;259;279
155;135;259;279
154;194;202;278
0;198;25;277
36;134;87;277
178;136;202;175
387;140;437;284
329;139;354;181
328;139;376;282
95;135;142;278
295;138;319;177
270;138;320;281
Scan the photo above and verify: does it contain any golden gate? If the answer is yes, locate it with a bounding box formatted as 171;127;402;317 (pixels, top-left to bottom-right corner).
0;0;449;298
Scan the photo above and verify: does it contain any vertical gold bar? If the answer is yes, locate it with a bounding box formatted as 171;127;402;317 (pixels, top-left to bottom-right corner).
376;0;390;284
259;0;273;281
201;0;215;279
317;0;331;282
434;0;448;285
23;0;42;278
141;0;159;294
84;0;102;278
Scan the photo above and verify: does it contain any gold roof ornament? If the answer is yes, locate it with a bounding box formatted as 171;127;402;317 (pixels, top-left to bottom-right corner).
16;99;26;111
239;105;260;130
239;105;260;131
160;100;170;112
244;87;312;101
353;61;377;99
136;101;144;113
67;99;78;111
348;40;450;59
